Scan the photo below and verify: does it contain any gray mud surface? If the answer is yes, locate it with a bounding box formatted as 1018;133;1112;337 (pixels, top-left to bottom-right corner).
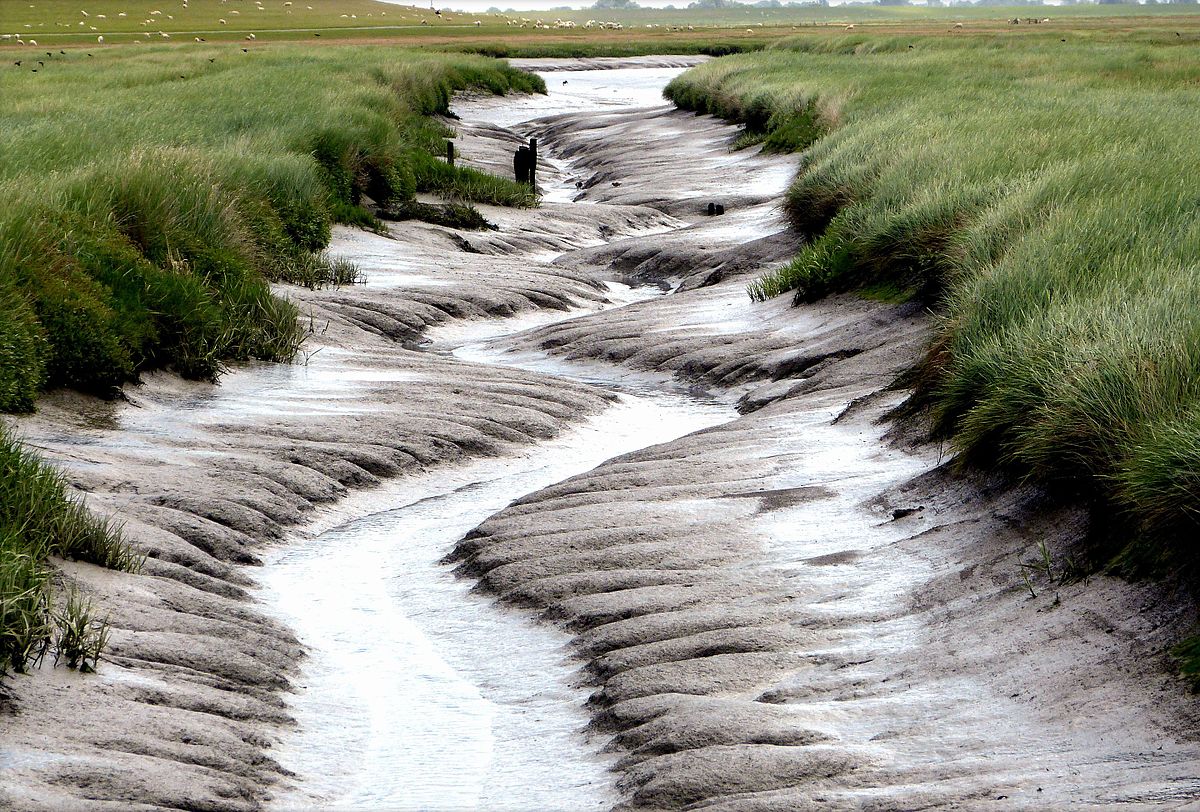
3;57;1199;811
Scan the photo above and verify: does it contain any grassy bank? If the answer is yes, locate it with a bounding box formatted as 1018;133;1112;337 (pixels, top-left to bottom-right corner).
0;43;543;677
665;29;1200;575
0;44;540;405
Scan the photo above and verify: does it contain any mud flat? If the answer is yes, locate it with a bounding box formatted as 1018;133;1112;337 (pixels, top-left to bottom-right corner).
1;56;1199;811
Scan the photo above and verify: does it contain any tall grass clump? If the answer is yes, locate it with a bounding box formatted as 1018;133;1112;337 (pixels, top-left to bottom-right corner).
667;32;1200;578
0;424;138;675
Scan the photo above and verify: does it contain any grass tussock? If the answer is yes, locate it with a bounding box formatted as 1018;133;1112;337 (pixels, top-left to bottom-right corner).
0;424;139;676
666;32;1200;577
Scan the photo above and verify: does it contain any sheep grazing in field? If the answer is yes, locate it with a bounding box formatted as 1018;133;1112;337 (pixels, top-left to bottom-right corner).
473;19;481;25
81;9;89;16
29;39;37;45
953;22;964;28
219;19;226;24
246;33;255;39
844;24;855;30
96;35;103;42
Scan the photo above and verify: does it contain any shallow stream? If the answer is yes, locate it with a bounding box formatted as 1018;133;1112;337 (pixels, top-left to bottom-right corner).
258;62;733;810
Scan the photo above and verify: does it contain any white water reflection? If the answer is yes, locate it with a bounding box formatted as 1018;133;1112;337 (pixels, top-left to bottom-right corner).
260;389;732;810
454;65;693;129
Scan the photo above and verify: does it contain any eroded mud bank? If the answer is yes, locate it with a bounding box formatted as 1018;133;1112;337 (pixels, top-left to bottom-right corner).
1;56;1198;812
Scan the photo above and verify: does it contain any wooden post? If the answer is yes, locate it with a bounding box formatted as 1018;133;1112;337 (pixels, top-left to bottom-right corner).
527;137;538;187
446;140;455;166
514;146;530;184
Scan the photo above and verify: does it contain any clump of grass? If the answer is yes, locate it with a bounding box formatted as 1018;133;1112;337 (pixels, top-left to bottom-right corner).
52;586;110;674
383;199;498;231
0;556;53;677
671;32;1200;571
0;425;138;675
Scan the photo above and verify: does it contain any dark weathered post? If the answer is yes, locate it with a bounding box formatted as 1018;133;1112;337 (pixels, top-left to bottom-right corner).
527;137;538;187
514;146;530;183
446;140;455;166
707;202;716;216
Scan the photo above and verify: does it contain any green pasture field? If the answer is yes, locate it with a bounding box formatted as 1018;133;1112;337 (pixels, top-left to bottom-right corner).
7;0;1200;49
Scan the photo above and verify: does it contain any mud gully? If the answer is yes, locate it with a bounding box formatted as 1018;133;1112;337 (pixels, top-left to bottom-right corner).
3;57;1200;811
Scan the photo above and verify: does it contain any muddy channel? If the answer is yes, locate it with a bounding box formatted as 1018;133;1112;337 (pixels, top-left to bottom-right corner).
3;57;1200;811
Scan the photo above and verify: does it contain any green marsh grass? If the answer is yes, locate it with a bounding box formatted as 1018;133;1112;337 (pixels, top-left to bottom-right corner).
0;423;138;675
666;30;1200;574
0;44;542;402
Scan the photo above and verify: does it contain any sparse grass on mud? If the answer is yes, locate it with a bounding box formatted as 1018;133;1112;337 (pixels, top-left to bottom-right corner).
0;423;139;676
666;26;1200;581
